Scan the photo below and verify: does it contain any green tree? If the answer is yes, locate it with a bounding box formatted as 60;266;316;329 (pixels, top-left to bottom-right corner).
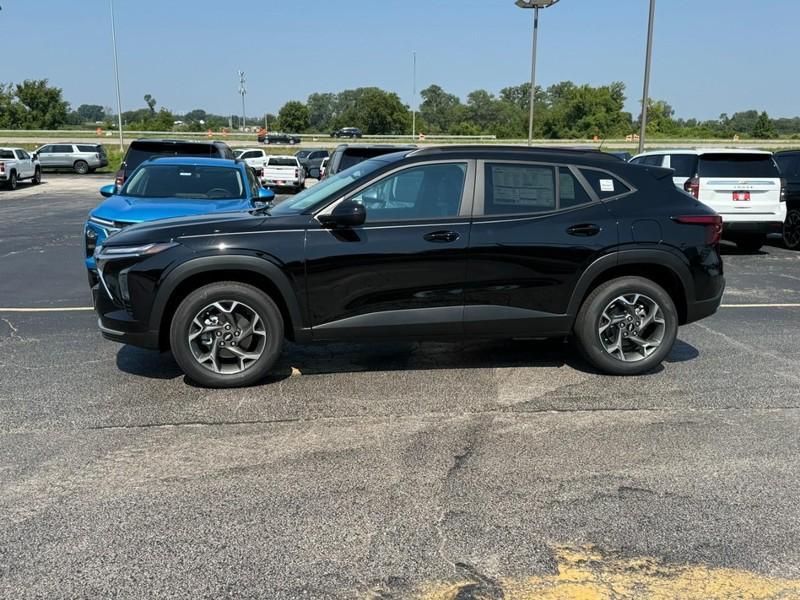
419;84;462;133
753;111;777;139
76;104;106;122
144;94;157;115
277;100;310;132
12;79;69;129
306;92;337;132
334;87;410;134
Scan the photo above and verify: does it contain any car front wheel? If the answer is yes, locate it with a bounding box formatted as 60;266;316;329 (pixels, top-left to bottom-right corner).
32;168;41;185
783;208;800;250
574;276;678;376
7;172;17;190
169;282;284;388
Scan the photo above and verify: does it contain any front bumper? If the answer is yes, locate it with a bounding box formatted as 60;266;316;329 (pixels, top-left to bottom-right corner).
92;284;160;349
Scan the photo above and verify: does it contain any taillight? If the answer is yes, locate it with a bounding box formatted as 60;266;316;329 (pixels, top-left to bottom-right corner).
115;169;125;188
295;168;299;178
683;176;700;199
780;178;787;203
673;214;723;245
0;162;4;174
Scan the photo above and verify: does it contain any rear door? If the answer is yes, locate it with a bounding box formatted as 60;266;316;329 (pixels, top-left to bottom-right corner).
465;160;620;336
697;153;781;218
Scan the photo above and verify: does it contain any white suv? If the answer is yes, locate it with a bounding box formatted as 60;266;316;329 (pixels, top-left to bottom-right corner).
631;149;786;252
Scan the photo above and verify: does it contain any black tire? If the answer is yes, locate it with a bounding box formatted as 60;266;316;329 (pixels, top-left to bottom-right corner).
32;167;41;185
573;276;678;376
783;208;800;250
734;234;766;253
169;281;284;388
73;160;89;175
7;171;17;190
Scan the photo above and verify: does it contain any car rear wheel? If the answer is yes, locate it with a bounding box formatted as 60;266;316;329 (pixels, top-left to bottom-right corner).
73;160;89;175
574;276;678;376
169;282;284;388
733;234;766;253
783;208;800;250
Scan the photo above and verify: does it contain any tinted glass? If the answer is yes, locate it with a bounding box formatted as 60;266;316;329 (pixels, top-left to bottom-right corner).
124;142;220;171
484;163;555;215
122;165;245;200
38;145;53;153
351;163;466;222
16;150;30;159
559;167;593;209
338;148;405;171
245;166;260;196
668;155;698;178
579;169;631;199
242;151;260;159
642;155;664;166
776;155;800;179
295;151;311;159
698;154;779;178
270;158;389;216
53;144;74;153
77;145;99;152
0;150;15;159
267;157;297;167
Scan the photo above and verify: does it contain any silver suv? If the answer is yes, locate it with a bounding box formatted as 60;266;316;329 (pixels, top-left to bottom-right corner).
34;143;109;174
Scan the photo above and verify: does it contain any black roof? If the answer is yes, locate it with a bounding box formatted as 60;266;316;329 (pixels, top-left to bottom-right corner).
131;138;228;146
409;145;619;161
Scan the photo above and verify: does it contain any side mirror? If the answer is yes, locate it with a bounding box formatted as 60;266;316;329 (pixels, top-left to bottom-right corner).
252;187;275;208
31;153;38;161
309;167;320;179
100;184;116;198
319;200;366;229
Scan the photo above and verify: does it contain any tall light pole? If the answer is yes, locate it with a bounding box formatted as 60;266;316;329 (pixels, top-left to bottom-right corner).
110;0;124;151
238;71;247;131
638;0;656;154
411;51;417;139
515;0;560;146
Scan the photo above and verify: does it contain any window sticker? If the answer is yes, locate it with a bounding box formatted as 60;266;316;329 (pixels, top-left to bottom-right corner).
599;179;615;192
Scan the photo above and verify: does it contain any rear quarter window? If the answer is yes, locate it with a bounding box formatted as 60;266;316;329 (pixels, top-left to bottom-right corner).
776;155;800;179
698;154;779;178
77;145;99;152
579;169;632;199
668;155;698;178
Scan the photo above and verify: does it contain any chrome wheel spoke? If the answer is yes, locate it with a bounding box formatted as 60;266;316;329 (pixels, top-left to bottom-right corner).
597;292;665;364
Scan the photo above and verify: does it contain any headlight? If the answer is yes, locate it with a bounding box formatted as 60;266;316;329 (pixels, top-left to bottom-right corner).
96;242;178;260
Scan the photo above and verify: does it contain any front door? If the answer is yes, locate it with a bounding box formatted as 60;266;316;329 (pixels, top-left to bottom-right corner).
465;160;619;337
305;160;475;340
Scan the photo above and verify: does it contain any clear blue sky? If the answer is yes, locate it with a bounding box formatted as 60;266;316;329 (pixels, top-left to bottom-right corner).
1;0;796;120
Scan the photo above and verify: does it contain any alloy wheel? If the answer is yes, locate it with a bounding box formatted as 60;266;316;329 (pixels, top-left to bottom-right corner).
188;300;267;374
597;293;665;362
783;209;800;250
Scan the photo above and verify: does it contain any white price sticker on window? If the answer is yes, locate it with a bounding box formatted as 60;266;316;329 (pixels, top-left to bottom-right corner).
599;179;615;192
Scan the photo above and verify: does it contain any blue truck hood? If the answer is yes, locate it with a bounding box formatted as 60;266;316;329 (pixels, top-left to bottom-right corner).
91;194;252;223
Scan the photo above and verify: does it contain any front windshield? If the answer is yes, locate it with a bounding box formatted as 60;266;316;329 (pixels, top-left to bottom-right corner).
270;157;389;215
234;150;244;158
122;164;246;200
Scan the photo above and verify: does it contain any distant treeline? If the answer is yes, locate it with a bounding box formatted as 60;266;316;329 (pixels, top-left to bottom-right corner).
0;78;794;140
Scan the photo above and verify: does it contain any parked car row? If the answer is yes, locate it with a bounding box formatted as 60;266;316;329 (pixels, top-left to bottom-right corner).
630;149;787;252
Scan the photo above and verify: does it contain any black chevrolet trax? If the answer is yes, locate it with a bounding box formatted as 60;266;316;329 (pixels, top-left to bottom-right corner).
92;146;724;387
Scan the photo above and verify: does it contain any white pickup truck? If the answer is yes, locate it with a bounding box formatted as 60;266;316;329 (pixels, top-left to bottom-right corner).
235;148;270;174
261;155;306;193
0;147;41;190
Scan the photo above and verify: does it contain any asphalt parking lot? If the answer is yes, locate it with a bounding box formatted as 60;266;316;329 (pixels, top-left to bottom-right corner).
1;175;800;598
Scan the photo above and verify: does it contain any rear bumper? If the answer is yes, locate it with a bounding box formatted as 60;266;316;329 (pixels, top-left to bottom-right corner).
722;221;783;235
685;280;725;324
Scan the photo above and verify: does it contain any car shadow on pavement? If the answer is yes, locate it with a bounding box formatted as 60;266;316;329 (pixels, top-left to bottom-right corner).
115;337;700;386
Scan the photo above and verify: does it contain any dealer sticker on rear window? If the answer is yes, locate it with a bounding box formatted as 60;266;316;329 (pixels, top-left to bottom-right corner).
599;179;615;192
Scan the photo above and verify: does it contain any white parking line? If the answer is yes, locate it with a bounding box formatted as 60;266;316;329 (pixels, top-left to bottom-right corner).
0;307;94;312
721;303;800;308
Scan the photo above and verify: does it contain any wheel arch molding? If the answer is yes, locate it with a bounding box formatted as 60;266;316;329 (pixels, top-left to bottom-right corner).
566;249;695;324
149;255;307;348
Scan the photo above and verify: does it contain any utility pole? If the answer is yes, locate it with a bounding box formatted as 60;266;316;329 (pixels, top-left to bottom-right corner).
638;0;656;154
238;71;247;132
110;0;124;151
411;51;417;139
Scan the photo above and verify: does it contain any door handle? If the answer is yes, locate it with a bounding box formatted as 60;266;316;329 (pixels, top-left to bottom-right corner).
567;224;601;237
423;230;460;243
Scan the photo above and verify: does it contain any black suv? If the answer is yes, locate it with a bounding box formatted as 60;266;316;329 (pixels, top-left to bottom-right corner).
93;146;724;387
775;150;800;249
295;148;329;177
116;139;235;188
324;144;417;179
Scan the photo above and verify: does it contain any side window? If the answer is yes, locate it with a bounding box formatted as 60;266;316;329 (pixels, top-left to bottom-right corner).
53;144;74;153
643;155;664;166
668;154;698;178
484;163;555;215
559;167;593;209
38;145;53;154
242;151;257;159
579;169;632;199
350;162;467;223
15;150;28;160
245;167;260;196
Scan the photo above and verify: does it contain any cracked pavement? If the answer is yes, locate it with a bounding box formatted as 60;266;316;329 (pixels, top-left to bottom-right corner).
1;177;800;598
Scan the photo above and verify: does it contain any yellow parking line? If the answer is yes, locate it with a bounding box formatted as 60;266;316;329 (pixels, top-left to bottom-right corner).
0;307;94;312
